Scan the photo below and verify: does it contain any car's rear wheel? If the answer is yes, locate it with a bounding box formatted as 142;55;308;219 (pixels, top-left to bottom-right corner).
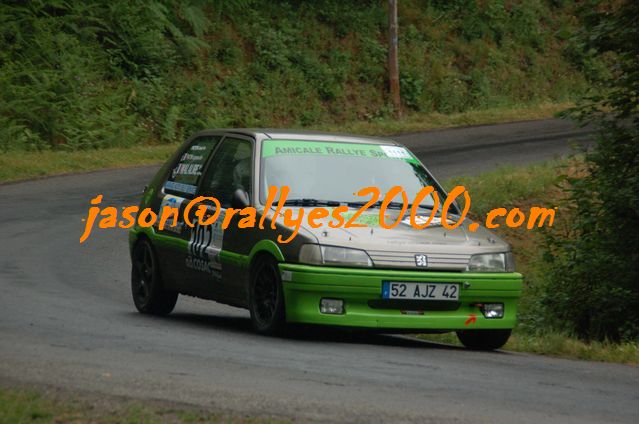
456;329;511;351
131;238;178;315
249;255;286;335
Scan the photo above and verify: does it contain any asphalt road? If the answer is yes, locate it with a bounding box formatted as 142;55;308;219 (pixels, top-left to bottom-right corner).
2;119;637;423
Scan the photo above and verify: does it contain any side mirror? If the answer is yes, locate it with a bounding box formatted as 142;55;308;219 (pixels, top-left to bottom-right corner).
231;189;249;209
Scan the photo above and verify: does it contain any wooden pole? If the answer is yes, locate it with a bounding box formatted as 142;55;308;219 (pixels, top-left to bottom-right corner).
388;0;401;118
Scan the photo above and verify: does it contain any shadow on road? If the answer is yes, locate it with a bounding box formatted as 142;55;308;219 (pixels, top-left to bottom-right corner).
143;311;476;353
158;312;254;333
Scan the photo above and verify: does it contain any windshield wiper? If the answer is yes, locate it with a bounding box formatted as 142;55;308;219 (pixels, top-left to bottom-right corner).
410;204;436;211
283;198;342;207
283;199;439;212
346;200;435;210
347;200;382;208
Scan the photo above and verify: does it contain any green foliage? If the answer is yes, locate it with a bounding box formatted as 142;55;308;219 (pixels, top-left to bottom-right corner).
400;73;424;110
0;0;208;150
216;38;242;65
0;0;591;151
541;1;639;341
0;386;280;423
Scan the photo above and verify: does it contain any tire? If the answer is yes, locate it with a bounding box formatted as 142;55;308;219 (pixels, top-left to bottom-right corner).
131;238;178;315
456;329;512;351
248;255;286;335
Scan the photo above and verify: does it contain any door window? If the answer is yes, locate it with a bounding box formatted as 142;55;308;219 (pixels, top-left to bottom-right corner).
199;138;253;207
165;136;222;196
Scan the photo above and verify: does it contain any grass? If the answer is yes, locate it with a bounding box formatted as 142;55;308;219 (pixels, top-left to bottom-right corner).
0;102;568;184
318;102;572;135
444;158;568;216
0;386;287;424
417;332;639;365
0;144;178;184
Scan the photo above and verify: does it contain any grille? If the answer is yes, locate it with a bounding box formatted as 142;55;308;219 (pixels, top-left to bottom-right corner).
367;250;470;271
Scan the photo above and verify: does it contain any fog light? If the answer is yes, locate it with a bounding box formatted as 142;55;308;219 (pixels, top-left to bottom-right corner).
320;298;344;315
481;303;504;319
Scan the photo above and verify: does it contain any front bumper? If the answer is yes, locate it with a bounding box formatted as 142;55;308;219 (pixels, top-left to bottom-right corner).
279;263;522;331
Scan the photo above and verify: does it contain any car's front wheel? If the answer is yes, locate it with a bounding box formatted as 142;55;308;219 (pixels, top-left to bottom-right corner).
248;255;286;335
456;329;511;350
131;238;178;315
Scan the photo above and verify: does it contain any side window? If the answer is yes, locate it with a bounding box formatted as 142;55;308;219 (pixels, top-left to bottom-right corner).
165;136;221;196
199;138;253;208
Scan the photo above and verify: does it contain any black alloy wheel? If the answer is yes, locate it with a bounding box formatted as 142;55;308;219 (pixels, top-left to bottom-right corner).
131;238;178;315
249;256;286;335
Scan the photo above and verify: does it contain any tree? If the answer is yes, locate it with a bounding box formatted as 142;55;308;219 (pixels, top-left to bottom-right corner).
542;0;639;341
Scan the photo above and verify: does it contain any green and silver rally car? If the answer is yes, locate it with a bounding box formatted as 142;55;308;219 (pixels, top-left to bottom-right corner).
129;129;522;350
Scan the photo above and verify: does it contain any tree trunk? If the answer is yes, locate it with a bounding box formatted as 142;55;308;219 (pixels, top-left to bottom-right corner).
388;0;401;118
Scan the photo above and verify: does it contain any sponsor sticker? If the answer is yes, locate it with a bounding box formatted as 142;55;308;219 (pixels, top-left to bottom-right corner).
160;194;184;210
401;216;457;227
157;194;185;234
186;222;221;276
171;163;203;179
164;181;197;195
380;145;411;159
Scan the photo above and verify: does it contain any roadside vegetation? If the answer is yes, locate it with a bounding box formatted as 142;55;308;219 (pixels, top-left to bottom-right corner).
1;1;593;153
541;1;639;343
0;144;177;184
0;102;568;184
425;0;639;360
416;159;639;365
420;331;639;364
0;386;287;424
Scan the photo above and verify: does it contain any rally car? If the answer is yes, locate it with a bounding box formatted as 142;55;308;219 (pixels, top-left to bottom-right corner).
129;129;522;350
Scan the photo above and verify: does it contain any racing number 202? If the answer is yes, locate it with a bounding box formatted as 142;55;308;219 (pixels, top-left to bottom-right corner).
189;223;213;257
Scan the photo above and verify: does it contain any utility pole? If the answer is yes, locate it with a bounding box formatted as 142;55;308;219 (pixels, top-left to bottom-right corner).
388;0;401;118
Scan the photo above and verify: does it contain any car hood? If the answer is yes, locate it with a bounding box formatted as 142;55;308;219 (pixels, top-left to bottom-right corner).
281;206;510;271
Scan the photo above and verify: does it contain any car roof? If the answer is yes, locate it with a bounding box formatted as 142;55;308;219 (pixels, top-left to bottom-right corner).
192;128;399;146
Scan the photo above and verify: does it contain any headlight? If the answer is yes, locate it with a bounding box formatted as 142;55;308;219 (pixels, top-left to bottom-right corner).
467;252;515;272
299;244;373;267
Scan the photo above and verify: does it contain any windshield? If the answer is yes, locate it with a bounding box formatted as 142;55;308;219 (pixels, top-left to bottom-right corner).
260;139;447;210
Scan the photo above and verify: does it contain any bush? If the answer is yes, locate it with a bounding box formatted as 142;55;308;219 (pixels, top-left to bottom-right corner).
400;73;424;110
541;1;639;341
0;1;207;150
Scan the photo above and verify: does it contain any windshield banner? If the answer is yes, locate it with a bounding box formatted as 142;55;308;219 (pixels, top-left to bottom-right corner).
262;140;420;164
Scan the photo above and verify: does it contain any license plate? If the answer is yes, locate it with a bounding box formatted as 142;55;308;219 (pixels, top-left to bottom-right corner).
382;282;459;301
